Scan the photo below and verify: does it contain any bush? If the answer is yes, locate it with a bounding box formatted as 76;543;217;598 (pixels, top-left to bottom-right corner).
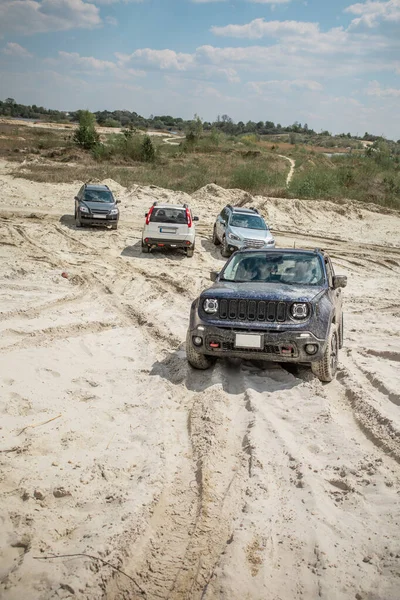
73;110;99;150
141;135;155;162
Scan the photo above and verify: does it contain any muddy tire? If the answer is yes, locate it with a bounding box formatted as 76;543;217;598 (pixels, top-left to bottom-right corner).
141;243;150;253
339;313;344;349
186;246;194;258
111;223;118;231
212;226;220;246
186;330;216;370
75;214;82;228
221;236;231;258
311;324;339;383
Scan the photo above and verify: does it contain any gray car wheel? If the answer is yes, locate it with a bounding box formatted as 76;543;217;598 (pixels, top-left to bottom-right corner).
212;226;220;246
221;236;231;258
311;324;339;383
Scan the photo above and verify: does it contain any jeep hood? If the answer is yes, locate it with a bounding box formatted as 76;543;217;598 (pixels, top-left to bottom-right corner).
202;281;326;303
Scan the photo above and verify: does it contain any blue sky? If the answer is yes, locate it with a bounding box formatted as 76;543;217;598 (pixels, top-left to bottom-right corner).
0;0;399;138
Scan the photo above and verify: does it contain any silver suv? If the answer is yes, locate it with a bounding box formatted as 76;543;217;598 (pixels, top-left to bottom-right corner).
212;205;275;257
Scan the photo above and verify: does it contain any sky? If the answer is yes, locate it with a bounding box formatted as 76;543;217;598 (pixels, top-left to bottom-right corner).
0;0;399;138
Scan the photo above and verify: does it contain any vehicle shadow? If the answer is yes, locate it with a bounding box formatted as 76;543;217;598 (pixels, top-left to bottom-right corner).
150;344;311;394
59;214;76;230
121;240;189;261
59;215;116;232
200;237;227;263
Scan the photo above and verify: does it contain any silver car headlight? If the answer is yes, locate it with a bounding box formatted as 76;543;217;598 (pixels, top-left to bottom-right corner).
203;298;219;314
110;208;119;215
266;239;275;245
228;232;240;242
80;206;89;213
291;303;309;319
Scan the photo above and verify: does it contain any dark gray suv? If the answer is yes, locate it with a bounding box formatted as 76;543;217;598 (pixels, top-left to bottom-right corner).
186;248;347;382
74;184;120;229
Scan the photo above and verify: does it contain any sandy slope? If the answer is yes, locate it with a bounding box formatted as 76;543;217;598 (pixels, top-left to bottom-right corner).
0;160;399;600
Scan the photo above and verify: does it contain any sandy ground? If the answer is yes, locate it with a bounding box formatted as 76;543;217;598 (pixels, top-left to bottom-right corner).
0;160;400;600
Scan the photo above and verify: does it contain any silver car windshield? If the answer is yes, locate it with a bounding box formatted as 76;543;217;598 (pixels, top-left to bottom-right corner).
229;214;266;230
222;252;325;285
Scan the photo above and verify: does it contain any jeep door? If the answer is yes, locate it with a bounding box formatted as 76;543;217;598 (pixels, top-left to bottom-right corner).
326;257;342;324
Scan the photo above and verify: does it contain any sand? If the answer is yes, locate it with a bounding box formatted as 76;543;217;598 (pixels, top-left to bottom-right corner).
0;160;399;600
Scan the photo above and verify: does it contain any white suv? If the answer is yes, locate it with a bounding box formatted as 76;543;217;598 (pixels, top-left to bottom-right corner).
141;202;199;257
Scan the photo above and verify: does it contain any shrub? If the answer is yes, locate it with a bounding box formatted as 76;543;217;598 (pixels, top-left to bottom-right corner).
73;110;99;150
140;135;156;162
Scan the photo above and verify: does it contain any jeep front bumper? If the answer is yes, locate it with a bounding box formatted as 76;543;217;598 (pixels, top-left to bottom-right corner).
188;325;326;363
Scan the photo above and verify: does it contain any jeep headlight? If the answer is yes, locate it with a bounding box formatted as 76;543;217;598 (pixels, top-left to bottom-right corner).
80;206;89;213
203;298;219;314
291;303;309;319
228;232;240;242
266;239;275;245
110;208;119;215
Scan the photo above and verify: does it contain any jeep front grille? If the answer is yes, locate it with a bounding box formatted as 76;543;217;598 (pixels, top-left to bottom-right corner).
219;299;288;322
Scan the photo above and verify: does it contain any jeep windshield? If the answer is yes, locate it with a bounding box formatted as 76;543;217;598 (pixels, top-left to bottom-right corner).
221;252;325;285
84;190;114;203
229;214;266;230
150;208;188;224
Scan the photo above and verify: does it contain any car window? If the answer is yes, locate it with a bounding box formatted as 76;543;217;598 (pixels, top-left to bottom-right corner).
84;190;114;203
229;214;266;230
222;252;325;285
150;208;188;224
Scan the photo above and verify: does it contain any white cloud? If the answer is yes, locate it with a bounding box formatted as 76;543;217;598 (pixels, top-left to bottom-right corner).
58;50;116;71
116;48;195;71
191;0;227;3
346;0;400;28
366;79;400;96
249;0;292;4
0;0;101;36
249;78;323;93
211;18;319;39
2;42;33;58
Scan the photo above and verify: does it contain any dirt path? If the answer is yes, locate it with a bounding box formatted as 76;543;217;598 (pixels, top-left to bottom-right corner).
277;154;296;185
0;164;399;600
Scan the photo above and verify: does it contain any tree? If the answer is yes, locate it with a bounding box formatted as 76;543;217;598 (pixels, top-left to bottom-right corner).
185;114;203;143
141;135;155;162
73;110;99;150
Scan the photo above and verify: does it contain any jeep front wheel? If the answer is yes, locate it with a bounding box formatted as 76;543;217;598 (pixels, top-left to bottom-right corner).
186;330;216;370
311;324;339;383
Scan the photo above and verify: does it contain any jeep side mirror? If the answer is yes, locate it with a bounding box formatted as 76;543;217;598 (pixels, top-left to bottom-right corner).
116;199;120;204
333;275;347;289
74;196;79;201
193;216;199;222
145;213;148;217
210;271;219;282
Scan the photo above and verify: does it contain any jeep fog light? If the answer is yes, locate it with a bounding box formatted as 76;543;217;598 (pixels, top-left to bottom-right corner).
193;336;203;347
305;344;318;355
203;298;219;314
291;303;309;319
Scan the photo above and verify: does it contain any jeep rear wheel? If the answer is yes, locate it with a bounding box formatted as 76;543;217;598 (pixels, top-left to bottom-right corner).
212;226;220;246
141;244;150;253
186;245;194;258
186;330;216;370
311;324;339;383
221;236;231;258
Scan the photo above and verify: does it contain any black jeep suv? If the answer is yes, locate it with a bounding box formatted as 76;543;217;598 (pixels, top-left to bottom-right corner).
74;184;120;229
186;248;347;382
